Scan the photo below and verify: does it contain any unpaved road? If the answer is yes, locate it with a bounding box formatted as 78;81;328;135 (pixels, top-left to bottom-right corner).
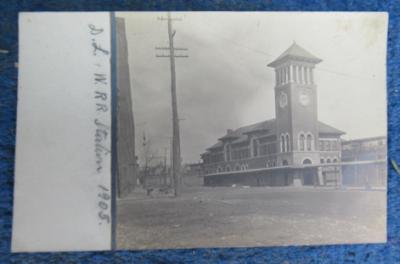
117;186;386;249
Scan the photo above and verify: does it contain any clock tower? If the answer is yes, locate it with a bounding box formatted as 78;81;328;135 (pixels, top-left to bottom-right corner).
268;42;322;166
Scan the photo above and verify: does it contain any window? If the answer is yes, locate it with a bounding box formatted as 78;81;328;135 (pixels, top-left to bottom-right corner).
253;139;259;157
225;144;231;161
260;145;267;155
235;164;240;171
299;134;305;151
306;134;312;151
285;134;290;152
226;165;231;172
267;160;277;168
319;140;324;151
324;141;330;151
281;134;285;152
270;143;277;154
333;158;338;163
320;158;324;164
326;158;331;163
330;140;336;151
232;148;250;160
282;160;289;166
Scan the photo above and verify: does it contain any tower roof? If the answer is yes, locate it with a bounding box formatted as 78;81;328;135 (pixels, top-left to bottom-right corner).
268;42;322;67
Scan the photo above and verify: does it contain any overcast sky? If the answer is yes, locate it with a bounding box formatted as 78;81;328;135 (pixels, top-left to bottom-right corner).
117;12;387;164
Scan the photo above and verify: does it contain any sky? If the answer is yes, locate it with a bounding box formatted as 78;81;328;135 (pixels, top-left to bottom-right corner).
117;12;388;164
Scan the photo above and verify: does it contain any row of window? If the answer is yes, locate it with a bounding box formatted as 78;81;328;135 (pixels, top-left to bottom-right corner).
342;139;385;151
266;159;277;168
299;133;314;151
260;143;277;156
205;136;339;164
205;156;342;174
319;139;339;151
252;139;278;157
204;152;224;163
280;132;315;152
214;158;280;174
217;140;278;162
231;148;250;160
276;64;314;86
320;157;339;163
280;133;291;152
217;163;249;173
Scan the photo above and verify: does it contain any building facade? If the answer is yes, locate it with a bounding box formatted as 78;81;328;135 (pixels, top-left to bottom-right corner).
201;43;385;187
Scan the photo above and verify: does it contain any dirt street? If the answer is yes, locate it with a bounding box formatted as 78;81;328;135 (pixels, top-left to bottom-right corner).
117;186;386;249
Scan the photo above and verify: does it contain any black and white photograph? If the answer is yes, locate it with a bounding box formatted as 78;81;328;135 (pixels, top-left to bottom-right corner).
115;12;388;249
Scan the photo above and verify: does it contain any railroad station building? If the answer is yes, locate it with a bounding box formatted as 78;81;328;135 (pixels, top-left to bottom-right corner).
201;42;386;188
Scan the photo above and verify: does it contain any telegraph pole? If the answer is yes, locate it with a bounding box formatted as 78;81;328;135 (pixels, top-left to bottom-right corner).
156;12;188;197
163;147;168;185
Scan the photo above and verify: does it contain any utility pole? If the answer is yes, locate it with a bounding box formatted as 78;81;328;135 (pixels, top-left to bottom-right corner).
156;12;188;197
163;147;168;186
142;130;148;189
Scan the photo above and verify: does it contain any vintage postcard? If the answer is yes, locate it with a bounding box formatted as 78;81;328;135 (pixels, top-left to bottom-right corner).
12;12;388;252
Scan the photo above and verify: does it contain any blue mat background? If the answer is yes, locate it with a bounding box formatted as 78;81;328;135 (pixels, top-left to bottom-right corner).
0;1;399;263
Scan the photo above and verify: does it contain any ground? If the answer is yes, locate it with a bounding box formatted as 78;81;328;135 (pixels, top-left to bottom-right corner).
117;186;386;250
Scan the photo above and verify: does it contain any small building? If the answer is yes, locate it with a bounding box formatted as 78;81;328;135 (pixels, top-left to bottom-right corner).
182;163;204;187
341;136;387;187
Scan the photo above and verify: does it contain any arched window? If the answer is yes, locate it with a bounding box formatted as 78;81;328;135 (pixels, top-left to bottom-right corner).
235;164;240;171
226;165;231;172
326;158;331;163
285;134;290;152
333;158;338;163
320;158;324;164
253;139;258;157
282;160;288;166
281;134;285;152
283;67;286;83
306;134;313;151
304;67;309;84
298;66;303;83
303;158;312;165
299;134;305;151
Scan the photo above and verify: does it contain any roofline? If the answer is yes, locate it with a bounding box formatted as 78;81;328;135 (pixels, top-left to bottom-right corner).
242;129;271;135
319;131;346;136
268;55;322;68
218;136;239;141
342;135;387;144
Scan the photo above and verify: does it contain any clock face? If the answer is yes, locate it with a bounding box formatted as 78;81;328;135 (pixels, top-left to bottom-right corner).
279;92;288;108
299;91;310;106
